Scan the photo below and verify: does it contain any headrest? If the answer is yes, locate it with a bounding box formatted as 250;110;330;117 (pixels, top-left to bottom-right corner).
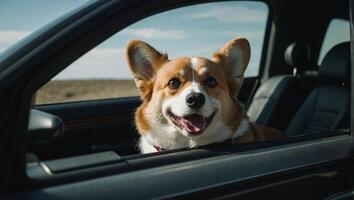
284;42;311;74
319;42;350;84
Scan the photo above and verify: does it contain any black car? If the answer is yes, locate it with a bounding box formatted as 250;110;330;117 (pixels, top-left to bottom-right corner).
0;0;353;199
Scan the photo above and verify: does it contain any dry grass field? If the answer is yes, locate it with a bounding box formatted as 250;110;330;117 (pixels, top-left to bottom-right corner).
36;79;139;104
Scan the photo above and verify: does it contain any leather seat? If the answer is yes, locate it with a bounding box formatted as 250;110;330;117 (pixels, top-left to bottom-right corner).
286;42;350;136
247;42;316;131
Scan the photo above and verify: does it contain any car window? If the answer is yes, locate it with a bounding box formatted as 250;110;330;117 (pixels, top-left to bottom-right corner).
28;1;269;104
318;18;350;64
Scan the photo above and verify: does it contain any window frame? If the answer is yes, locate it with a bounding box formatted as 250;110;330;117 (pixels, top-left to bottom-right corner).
0;0;352;197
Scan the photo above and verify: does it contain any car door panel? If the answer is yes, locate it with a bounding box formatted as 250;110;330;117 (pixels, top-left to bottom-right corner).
12;135;354;199
32;97;141;159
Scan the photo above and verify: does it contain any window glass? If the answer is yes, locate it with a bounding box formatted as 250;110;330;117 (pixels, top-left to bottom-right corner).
26;1;269;104
318;18;350;64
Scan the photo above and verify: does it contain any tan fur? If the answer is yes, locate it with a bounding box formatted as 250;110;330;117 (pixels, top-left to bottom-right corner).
126;40;168;100
135;103;150;134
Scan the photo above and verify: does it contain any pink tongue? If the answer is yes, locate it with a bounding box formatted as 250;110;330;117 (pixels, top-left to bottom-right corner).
180;115;206;134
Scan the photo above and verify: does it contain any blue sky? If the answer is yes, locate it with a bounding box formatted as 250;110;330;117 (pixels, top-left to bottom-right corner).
0;1;349;80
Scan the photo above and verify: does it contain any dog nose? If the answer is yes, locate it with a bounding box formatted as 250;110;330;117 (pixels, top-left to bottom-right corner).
186;93;205;109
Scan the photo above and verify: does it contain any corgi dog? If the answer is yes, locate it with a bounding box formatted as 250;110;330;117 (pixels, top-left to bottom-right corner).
125;37;284;153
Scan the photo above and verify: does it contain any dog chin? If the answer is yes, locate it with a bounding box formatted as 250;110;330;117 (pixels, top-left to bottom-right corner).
165;109;217;137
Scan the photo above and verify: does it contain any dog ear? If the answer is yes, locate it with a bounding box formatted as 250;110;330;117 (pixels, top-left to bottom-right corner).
125;40;168;99
212;37;250;84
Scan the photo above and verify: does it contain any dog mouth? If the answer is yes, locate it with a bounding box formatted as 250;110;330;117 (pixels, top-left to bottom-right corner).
167;110;216;135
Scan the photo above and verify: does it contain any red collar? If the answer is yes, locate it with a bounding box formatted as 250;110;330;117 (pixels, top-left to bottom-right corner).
154;145;166;152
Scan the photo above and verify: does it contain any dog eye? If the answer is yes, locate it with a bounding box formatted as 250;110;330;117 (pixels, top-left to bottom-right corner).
168;78;181;89
205;77;217;88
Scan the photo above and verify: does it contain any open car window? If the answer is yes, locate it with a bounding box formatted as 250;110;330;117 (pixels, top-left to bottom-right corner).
32;1;269;104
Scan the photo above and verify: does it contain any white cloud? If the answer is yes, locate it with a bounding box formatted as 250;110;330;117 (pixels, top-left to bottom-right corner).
0;31;31;52
121;28;187;40
219;31;264;40
54;48;133;80
187;6;266;23
182;43;222;56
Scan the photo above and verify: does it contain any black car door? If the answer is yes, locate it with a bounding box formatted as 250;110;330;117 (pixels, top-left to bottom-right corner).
0;0;353;199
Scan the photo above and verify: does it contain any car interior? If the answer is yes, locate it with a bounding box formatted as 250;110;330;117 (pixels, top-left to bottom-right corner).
1;0;353;199
248;41;350;135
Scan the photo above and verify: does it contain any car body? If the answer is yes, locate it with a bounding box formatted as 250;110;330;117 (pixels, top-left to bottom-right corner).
0;0;353;199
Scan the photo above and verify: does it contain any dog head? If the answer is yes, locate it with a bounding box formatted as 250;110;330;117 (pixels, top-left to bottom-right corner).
126;37;250;148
